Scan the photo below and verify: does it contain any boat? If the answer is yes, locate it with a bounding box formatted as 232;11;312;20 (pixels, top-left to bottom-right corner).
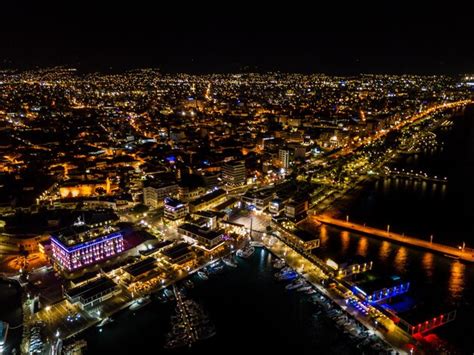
276;271;298;281
306;289;316;295
285;279;305;290
96;317;113;328
184;280;194;289
129;296;151;311
297;286;312;292
223;257;238;268
272;259;285;269
209;260;221;268
236;246;255;259
0;321;9;352
197;271;208;280
208;264;224;273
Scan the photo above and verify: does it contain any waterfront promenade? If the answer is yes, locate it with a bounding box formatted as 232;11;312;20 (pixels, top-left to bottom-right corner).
313;214;474;262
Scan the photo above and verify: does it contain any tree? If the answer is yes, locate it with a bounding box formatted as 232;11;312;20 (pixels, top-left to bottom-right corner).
132;203;149;214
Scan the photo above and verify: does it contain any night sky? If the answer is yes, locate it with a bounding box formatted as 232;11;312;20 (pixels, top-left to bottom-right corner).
1;3;473;74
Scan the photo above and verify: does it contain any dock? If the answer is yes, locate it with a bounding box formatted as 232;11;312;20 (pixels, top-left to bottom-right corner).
313;215;474;263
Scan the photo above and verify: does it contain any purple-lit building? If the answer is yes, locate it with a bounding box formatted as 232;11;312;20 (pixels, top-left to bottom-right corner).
51;224;124;271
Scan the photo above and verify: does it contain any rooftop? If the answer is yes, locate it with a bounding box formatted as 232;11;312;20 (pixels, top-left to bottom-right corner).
161;242;194;261
66;276;116;301
51;224;121;250
189;188;226;207
178;222;224;241
124;257;157;277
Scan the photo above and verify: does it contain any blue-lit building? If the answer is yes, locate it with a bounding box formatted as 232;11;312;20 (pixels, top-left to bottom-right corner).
352;274;410;303
51;224;124;271
164;197;188;221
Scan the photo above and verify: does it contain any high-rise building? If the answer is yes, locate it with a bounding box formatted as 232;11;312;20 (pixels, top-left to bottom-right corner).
279;149;290;169
222;160;246;187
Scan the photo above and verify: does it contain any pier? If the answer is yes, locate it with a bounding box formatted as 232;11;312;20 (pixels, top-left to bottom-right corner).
382;167;448;183
313;214;474;262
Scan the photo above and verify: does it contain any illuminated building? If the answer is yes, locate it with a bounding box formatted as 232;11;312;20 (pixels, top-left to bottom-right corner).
65;276;120;309
59;178;112;199
222;160;246;187
189;188;227;212
279;148;290;169
178;222;225;250
160;242;196;266
285;197;308;219
143;182;179;208
164;197;188;221
51;224;124;271
242;187;274;211
269;198;284;215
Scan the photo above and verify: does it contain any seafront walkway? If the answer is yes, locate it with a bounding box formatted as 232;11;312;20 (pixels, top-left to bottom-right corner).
313;215;474;262
258;234;412;354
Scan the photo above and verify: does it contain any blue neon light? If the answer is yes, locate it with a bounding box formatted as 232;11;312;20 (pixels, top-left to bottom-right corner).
353;286;367;296
51;231;123;253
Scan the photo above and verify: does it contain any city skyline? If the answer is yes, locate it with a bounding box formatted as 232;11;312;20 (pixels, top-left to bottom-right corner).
0;16;473;354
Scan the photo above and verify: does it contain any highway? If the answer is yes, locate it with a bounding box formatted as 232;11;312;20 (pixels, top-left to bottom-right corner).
313;214;474;262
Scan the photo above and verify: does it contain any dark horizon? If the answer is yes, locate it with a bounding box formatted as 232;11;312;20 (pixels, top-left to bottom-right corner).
1;10;473;75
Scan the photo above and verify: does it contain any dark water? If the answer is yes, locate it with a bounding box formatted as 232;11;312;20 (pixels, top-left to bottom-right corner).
313;225;473;352
349;106;474;247
84;248;355;355
324;106;474;353
0;281;23;353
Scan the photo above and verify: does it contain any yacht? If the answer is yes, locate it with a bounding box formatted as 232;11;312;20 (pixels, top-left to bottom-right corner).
236;246;255;258
223;257;238;268
129;296;151;311
197;271;208;280
184;280;194;289
285;279;305;290
297;285;313;292
96;317;113;328
272;259;286;269
0;321;9;352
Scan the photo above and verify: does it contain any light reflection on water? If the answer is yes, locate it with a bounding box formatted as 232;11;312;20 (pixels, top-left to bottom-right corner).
340;230;350;255
393;246;408;274
378;241;391;263
320;224;328;245
421;252;434;281
356;237;368;257
448;261;466;301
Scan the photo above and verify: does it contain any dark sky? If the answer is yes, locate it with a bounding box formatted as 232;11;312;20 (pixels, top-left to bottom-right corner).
1;3;473;74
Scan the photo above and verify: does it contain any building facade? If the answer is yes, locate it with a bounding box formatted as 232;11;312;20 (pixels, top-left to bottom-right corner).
143;182;179;208
164;197;189;221
279;149;290;169
222;160;246;187
51;227;124;271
